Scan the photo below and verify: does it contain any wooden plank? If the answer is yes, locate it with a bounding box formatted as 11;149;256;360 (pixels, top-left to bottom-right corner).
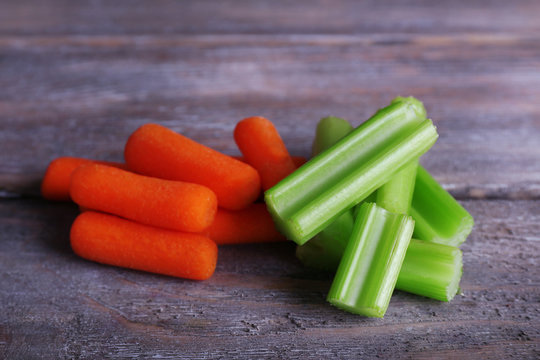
1;0;539;36
1;2;537;359
1;34;539;198
0;198;538;358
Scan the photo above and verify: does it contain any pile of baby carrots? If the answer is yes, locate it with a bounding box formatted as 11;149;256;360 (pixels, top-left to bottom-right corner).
42;118;303;280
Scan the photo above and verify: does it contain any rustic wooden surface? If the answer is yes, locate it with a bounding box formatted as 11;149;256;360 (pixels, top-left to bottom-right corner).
1;1;539;358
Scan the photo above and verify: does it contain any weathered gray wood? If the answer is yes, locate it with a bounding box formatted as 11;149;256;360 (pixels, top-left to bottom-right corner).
0;199;538;359
1;1;539;358
1;34;539;199
1;0;540;36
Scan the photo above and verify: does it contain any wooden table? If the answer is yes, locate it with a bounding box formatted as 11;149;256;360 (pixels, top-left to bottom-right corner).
1;1;539;358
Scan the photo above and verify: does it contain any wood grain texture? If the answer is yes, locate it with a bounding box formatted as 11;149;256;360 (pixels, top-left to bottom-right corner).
1;0;540;36
0;199;538;359
1;34;539;199
1;1;539;358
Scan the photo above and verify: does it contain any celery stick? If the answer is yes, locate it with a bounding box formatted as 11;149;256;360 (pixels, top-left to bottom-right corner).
391;96;426;115
327;203;414;317
311;116;354;156
265;98;438;245
410;166;474;246
296;210;354;271
297;115;374;269
396;239;462;301
298;223;464;301
376;160;418;214
297;111;464;301
362;191;377;204
296;116;355;269
376;96;424;214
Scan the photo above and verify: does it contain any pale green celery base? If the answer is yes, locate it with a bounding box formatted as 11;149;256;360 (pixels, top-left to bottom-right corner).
411;166;474;246
395;239;463;301
327;203;414;317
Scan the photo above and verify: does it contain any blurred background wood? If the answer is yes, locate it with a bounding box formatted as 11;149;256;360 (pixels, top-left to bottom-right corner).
0;0;538;358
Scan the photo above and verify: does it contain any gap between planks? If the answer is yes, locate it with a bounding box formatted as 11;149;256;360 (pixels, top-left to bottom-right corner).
1;33;540;50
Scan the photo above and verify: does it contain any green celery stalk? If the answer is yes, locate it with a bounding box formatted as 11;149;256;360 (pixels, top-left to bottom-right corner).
376;160;418;214
298;220;464;301
295;210;354;271
296;116;355;270
327;202;414;317
396;239;462;301
376;96;424;214
296;110;465;302
362;191;377;204
311;116;354;156
296;115;378;269
265;98;438;245
411;166;474;246
296;191;376;271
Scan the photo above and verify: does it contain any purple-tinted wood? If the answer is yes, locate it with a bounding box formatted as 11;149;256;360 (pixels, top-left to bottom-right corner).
0;199;538;358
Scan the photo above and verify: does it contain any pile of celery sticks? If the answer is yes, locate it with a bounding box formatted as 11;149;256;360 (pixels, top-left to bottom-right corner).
265;97;474;317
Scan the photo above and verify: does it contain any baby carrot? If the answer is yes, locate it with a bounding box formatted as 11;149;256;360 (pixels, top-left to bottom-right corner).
70;164;217;233
41;157;126;201
124;124;260;210
234;155;307;168
234;116;297;190
71;211;217;280
202;203;285;245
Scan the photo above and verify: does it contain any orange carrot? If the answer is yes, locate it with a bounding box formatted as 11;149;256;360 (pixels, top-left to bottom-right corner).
234;116;297;190
233;155;307;168
291;156;307;168
202;203;285;245
41;157;126;201
71;211;217;280
70;164;217;233
124;124;261;210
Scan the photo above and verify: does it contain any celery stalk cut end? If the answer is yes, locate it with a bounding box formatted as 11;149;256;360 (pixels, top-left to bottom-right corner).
395;239;463;301
327;203;414;317
264;192;305;243
391;96;427;120
327;299;385;318
445;248;463;301
410;166;474;246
